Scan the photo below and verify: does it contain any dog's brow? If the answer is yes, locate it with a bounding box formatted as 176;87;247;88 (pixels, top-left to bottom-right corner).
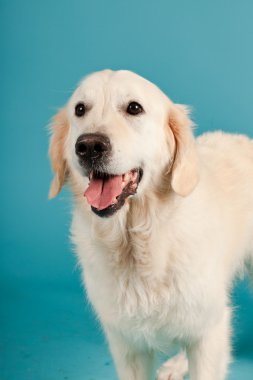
101;86;112;117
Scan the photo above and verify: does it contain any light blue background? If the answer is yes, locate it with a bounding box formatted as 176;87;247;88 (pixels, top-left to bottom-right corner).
1;1;253;379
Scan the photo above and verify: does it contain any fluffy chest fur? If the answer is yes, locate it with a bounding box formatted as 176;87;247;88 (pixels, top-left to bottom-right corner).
71;192;225;351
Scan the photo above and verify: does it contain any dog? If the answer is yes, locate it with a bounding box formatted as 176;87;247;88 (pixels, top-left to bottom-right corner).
49;69;253;380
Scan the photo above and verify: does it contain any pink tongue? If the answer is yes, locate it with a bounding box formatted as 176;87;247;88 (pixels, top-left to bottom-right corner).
84;175;123;210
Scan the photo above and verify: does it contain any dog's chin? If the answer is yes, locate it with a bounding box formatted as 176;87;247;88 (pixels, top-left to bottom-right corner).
91;199;126;217
84;168;143;218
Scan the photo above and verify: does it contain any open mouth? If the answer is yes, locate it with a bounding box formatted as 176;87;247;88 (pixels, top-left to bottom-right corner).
84;168;143;217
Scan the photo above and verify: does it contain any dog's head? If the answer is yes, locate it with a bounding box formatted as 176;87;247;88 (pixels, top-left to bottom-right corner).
49;70;199;217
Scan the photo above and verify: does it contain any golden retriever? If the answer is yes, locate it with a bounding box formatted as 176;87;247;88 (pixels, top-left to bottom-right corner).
49;69;253;380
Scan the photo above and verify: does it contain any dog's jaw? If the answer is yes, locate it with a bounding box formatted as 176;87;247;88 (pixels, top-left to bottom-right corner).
84;168;143;217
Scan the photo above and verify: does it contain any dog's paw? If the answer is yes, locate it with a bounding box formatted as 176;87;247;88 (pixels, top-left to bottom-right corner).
156;353;188;380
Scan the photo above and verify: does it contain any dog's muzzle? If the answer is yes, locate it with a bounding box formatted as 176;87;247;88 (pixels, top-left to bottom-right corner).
75;133;143;217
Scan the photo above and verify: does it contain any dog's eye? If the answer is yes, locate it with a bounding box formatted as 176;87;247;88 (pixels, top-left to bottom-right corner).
126;102;144;115
75;102;86;117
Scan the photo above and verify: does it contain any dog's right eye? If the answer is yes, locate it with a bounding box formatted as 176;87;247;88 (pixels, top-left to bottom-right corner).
126;102;144;116
75;102;86;117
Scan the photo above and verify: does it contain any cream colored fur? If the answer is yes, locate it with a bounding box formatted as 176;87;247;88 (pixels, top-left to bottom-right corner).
49;70;253;380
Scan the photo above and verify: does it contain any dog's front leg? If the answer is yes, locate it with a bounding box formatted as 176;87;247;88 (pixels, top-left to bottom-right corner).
105;328;155;380
186;307;231;380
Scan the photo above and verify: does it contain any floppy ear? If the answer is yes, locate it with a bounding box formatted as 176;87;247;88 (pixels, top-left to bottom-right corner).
48;108;69;199
168;104;199;197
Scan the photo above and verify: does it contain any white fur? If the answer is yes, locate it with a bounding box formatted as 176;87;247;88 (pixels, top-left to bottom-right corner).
49;70;253;380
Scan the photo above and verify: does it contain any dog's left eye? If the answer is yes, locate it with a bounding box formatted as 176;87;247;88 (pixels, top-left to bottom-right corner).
126;102;144;115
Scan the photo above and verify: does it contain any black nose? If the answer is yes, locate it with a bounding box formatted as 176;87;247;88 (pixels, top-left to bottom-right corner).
75;133;111;162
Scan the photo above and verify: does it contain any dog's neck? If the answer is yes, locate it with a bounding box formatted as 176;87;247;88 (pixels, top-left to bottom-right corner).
92;184;175;275
71;169;176;277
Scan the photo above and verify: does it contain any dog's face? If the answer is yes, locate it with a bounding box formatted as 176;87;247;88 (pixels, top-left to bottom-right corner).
49;70;199;217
